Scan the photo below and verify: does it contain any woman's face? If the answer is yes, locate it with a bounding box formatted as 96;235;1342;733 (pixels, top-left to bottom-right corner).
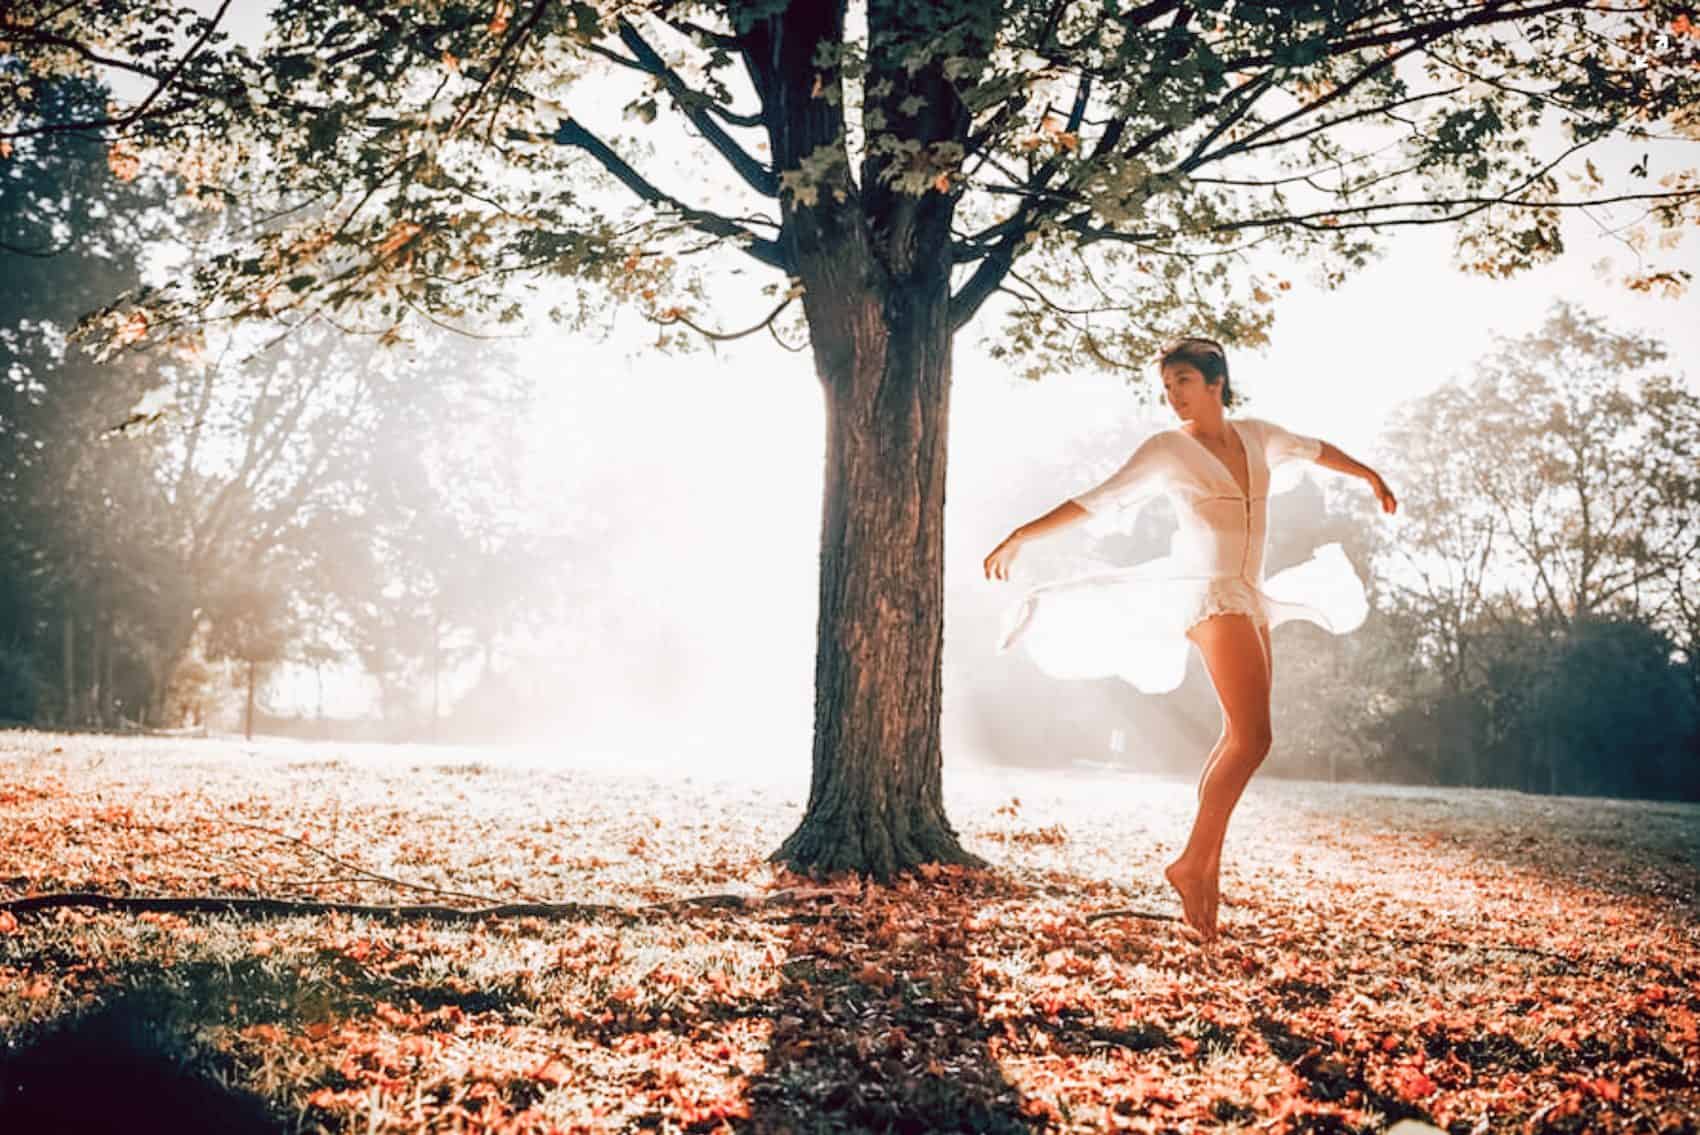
1160;361;1215;420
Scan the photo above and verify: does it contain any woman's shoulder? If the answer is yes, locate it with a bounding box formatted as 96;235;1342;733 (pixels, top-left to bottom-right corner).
1127;428;1183;454
1230;416;1278;444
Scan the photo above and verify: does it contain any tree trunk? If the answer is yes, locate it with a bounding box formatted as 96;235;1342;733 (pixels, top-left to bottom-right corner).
61;614;74;727
87;610;102;727
770;266;981;881
146;613;199;728
103;633;117;727
244;660;256;741
430;613;441;744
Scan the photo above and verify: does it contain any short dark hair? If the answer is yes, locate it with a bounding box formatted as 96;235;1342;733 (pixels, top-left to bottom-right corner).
1157;336;1235;409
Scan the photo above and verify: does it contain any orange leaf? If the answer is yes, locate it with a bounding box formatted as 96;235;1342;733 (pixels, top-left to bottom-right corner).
0;911;18;935
108;143;141;182
530;1057;572;1086
376;221;423;258
306;1087;349;1110
1392;1066;1437;1101
115;310;149;346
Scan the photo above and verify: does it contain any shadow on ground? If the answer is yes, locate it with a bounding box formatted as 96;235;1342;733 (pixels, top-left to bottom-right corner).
0;992;280;1135
739;870;1038;1133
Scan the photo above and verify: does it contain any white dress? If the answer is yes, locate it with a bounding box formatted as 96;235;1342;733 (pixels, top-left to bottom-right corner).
997;416;1368;693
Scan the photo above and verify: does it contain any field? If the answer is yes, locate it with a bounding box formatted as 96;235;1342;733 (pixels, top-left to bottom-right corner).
1;730;1697;1134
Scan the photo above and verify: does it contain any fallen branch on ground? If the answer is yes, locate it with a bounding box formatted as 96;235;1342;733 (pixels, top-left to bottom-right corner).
0;887;848;925
1084;908;1180;924
219;818;523;906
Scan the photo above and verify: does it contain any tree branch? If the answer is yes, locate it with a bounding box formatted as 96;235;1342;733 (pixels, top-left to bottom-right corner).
552;117;787;270
650;293;798;343
947;69;1115;329
616;17;777;195
1188;35;1438;173
1215;0;1592;73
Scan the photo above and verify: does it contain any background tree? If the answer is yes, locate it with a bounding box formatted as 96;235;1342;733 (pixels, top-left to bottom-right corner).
1;72;564;736
6;1;1698;874
203;576;294;741
1282;306;1700;798
0;72;185;726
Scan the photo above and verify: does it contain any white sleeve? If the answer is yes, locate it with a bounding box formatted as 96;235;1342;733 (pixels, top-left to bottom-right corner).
1258;418;1323;467
1070;434;1170;516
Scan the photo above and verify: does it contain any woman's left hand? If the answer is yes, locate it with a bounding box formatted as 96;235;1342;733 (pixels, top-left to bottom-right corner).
984;533;1024;581
1369;473;1397;515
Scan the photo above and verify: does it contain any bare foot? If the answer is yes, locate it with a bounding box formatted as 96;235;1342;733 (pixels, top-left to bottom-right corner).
1164;858;1217;942
1201;856;1221;934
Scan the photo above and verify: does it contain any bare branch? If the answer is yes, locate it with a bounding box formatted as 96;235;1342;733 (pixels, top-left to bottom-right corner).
120;0;235;128
616;17;776;196
650;293;798;342
552;117;787;271
1215;0;1593;73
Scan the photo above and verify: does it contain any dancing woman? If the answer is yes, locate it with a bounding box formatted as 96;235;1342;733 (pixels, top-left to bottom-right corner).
983;337;1397;941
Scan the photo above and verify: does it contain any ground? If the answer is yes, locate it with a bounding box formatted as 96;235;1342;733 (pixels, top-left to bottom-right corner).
0;730;1697;1134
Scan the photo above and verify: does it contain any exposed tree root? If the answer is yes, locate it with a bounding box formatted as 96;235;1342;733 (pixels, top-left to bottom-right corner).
0;887;848;926
770;812;988;882
1084;908;1181;925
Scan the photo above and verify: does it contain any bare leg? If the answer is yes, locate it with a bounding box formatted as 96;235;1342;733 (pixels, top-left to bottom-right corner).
1194;621;1271;801
1165;614;1272;941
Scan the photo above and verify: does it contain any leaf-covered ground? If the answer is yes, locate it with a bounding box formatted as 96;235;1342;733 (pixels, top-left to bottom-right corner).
1;730;1696;1134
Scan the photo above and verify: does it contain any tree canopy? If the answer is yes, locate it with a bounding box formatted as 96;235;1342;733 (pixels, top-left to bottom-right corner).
4;1;1697;360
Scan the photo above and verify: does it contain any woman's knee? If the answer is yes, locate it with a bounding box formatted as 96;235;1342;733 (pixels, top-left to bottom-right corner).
1227;720;1273;761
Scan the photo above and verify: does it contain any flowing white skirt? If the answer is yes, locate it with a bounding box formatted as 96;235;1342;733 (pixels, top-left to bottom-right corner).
996;542;1368;693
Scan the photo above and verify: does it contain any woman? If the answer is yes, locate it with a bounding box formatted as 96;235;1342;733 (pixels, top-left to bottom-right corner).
983;336;1397;941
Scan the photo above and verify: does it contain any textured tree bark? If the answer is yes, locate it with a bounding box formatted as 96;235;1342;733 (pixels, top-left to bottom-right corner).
749;0;986;879
771;259;982;880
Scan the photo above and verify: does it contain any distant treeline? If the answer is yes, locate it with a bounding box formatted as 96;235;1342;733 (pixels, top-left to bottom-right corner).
1273;306;1700;801
0;78;558;737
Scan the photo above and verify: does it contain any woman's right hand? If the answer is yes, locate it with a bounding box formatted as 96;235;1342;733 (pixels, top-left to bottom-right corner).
983;532;1024;582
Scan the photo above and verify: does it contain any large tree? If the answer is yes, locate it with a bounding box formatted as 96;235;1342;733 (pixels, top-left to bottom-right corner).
5;0;1698;876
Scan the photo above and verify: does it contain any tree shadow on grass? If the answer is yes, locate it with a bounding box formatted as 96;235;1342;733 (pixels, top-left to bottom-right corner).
1311;787;1700;915
0;943;572;1132
0;990;280;1135
737;869;1040;1134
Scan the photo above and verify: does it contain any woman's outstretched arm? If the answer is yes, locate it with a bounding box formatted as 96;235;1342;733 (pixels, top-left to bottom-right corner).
1315;441;1398;515
984;433;1172;582
983;502;1089;581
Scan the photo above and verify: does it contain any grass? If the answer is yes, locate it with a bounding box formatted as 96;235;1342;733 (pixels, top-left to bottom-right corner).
0;729;1697;1134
